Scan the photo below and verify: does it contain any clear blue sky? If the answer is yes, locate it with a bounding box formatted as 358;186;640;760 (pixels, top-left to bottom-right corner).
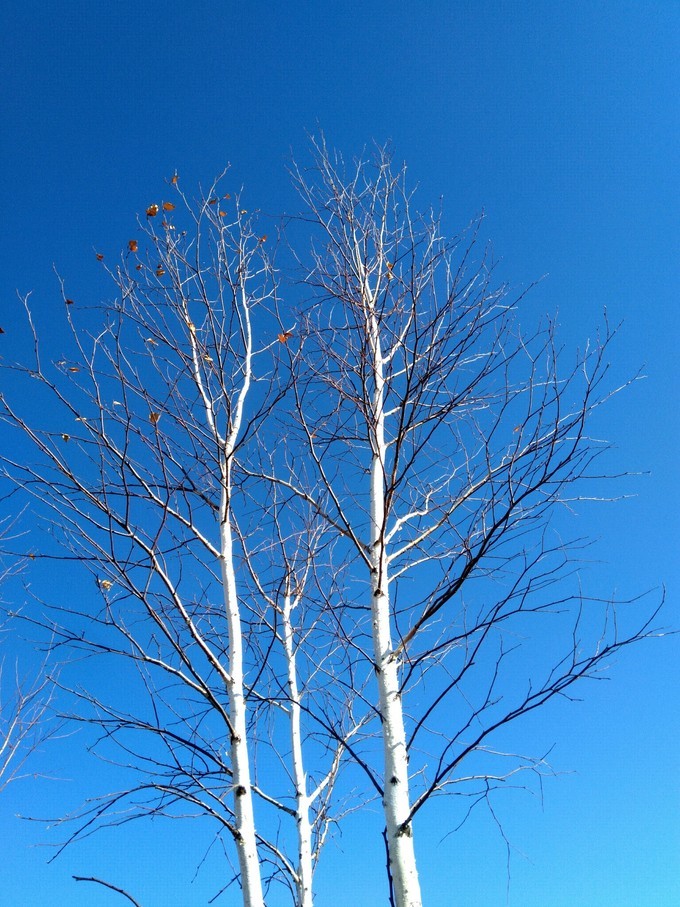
1;2;678;905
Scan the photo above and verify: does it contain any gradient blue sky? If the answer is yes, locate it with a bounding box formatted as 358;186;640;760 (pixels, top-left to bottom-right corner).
1;2;678;905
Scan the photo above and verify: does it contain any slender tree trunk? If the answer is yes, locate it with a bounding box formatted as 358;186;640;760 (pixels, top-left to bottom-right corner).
367;303;422;907
207;272;263;907
282;587;314;907
221;512;265;907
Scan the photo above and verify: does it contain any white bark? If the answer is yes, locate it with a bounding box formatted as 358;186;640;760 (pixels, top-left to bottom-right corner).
217;277;264;906
221;513;264;907
367;290;422;907
189;256;263;906
282;585;314;907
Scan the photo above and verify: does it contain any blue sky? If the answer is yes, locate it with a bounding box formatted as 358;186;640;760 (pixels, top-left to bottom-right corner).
1;2;678;905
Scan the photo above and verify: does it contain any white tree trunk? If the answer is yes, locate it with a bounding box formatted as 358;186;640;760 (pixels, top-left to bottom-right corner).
368;304;423;907
282;588;314;907
221;514;265;907
204;274;263;907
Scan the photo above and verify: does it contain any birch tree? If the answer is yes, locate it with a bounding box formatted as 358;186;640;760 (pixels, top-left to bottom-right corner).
281;141;661;907
0;147;661;906
0;184;305;906
240;504;366;907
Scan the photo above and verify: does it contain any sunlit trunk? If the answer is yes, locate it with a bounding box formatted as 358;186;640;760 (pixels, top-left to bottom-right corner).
282;587;314;907
367;298;422;907
221;511;265;907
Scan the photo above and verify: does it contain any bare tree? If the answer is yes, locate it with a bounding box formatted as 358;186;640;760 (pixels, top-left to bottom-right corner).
0;184;293;906
240;504;366;907
276;140;662;907
0;145;662;907
1;173;372;906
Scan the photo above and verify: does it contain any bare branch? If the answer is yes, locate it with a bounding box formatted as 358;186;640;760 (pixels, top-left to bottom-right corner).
73;876;143;907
